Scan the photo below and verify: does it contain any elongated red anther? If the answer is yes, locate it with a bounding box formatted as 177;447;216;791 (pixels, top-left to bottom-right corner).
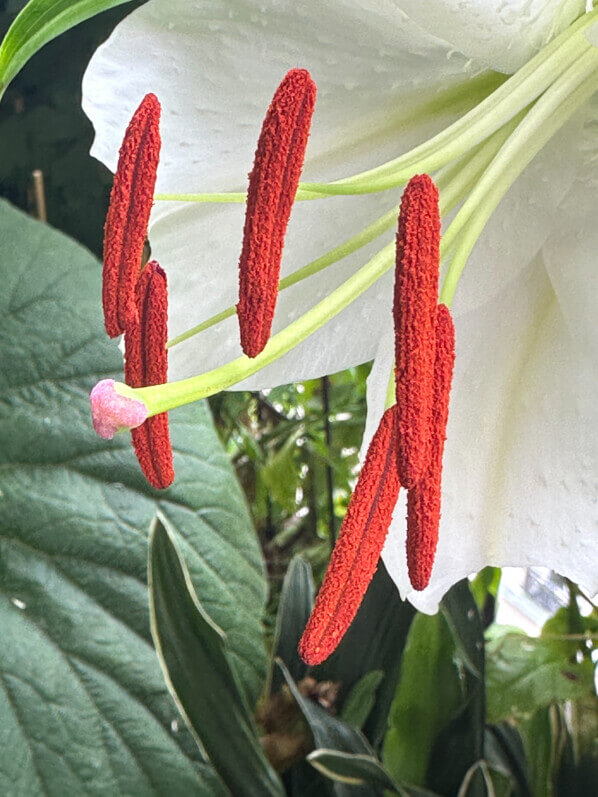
299;406;401;666
394;174;440;488
103;93;161;337
124;260;174;489
406;304;455;590
237;69;316;358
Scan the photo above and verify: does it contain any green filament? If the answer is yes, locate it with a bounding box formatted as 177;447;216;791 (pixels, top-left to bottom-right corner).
440;48;598;306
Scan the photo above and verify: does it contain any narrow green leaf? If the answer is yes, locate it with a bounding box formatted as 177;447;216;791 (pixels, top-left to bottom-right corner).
427;582;485;795
314;562;416;750
279;659;373;756
383;611;462;787
519;706;561;797
340;671;384;730
457;761;495;797
484;724;532;797
0;0;134;97
270;554;314;694
441;580;484;678
149;519;284;797
278;660;377;797
307;750;400;792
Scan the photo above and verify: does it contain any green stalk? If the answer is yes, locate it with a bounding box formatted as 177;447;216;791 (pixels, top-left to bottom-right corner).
299;8;598;195
166;206;399;347
136;241;396;415
439;48;598;306
154;72;504;206
167;121;519;349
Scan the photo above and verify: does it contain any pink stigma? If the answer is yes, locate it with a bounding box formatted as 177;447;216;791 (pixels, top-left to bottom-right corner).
90;379;148;439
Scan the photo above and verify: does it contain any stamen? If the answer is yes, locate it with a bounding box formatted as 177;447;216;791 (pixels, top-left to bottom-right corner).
103;93;161;337
237;68;316;358
124;260;174;489
406;304;455;591
298;406;400;665
394;174;440;489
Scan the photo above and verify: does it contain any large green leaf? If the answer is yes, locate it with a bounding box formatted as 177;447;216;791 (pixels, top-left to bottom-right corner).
0;0;134;97
270;554;314;694
382;611;462;787
340;671;384;731
0;200;267;794
149;518;284;796
428;582;485;796
486;631;594;722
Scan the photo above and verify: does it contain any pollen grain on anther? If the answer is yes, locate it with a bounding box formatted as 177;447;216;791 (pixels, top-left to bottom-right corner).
299;405;400;666
393;174;440;489
124;260;174;489
103;93;161;338
406;303;455;591
237;68;316;358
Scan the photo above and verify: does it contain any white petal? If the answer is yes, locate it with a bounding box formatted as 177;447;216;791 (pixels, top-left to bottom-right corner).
395;0;586;73
543;209;598;366
542;96;598;363
82;0;474;189
449;103;592;320
374;254;598;612
158;195;398;389
83;0;480;386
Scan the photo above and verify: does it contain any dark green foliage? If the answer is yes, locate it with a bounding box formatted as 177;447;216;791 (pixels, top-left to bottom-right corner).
149;520;284;796
0;199;268;793
0;0;145;253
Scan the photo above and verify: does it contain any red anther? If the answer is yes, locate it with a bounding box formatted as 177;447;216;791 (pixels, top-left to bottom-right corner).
393;174;440;488
299;406;400;666
103;93;161;337
237;69;316;358
124;260;174;489
406;304;455;590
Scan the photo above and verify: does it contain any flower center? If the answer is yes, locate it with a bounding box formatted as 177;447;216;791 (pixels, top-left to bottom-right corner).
95;8;598;420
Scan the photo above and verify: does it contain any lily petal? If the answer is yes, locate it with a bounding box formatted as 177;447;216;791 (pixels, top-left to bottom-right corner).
82;0;482;385
542;97;598;363
367;255;598;613
450;104;594;320
82;0;597;391
395;0;586;73
83;0;475;188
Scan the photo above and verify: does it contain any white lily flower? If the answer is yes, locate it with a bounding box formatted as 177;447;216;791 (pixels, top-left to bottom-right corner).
82;0;598;611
